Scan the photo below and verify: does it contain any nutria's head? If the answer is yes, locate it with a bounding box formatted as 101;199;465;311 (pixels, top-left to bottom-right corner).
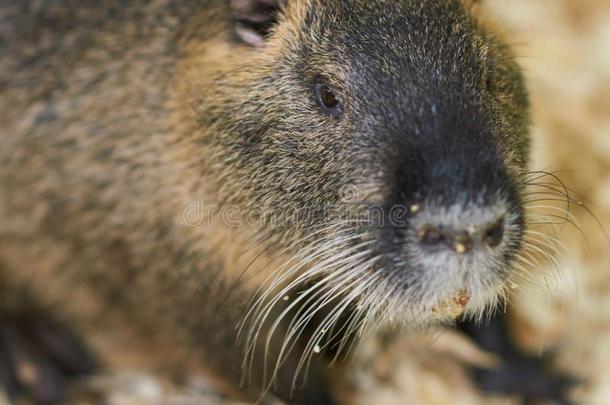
189;0;529;369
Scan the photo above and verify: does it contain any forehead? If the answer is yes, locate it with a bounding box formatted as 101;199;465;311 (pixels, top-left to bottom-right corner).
301;0;484;86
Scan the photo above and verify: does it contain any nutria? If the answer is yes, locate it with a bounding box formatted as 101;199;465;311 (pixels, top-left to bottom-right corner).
0;0;572;403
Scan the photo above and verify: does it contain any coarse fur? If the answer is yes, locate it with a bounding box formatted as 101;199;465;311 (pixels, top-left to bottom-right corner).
0;0;533;403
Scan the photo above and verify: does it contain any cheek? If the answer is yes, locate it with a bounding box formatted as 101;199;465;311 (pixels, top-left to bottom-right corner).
497;130;529;175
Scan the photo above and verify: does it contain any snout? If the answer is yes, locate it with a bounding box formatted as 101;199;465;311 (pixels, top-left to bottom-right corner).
387;199;523;318
417;215;506;254
409;201;516;258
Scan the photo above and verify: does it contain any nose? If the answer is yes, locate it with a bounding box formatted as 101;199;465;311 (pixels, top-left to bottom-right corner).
417;217;505;254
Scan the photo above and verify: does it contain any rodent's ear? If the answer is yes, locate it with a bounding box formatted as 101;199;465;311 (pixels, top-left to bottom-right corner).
230;0;286;48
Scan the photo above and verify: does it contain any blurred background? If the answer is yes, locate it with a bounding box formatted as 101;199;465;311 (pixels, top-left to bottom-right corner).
485;0;610;403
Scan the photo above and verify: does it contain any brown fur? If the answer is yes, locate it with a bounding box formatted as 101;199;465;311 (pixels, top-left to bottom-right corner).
0;1;530;403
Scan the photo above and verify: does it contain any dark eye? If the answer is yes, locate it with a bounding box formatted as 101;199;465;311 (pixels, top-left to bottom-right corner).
320;85;338;108
315;83;342;115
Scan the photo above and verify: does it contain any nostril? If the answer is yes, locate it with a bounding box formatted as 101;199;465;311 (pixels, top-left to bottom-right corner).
419;225;444;246
483;218;505;248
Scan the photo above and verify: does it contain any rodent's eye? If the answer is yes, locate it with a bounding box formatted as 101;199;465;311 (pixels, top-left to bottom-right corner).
315;82;342;116
320;86;338;108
